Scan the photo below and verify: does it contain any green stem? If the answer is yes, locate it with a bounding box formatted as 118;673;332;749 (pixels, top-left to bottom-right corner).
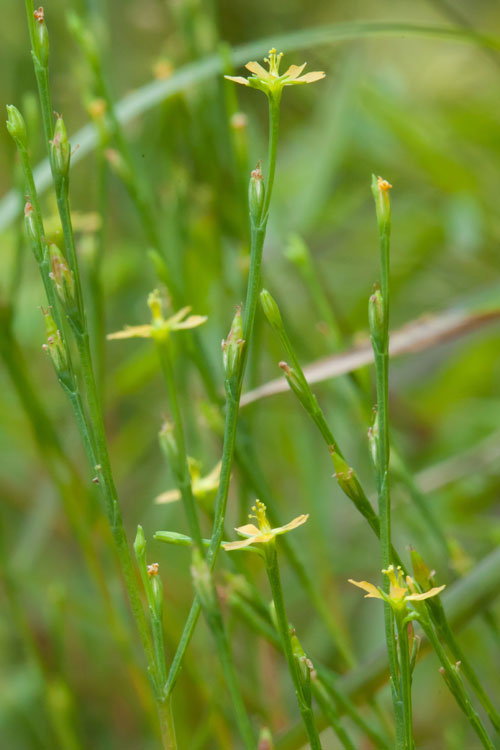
265;542;322;750
165;96;280;696
312;681;356;750
157;696;177;750
156;339;203;551
417;616;494;749
395;614;414;750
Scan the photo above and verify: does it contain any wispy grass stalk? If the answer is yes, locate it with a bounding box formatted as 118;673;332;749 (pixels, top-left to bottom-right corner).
369;175;405;744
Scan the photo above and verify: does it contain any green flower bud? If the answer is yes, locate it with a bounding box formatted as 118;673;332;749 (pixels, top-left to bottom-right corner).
368;287;385;350
49;244;75;308
258;728;274;750
371;174;392;232
41;307;67;372
149;564;163;617
284;233;309;269
6;105;27;148
222;306;245;379
260;288;283;332
278;361;311;410
134;524;146;563
249;164;265;225
33;7;49;67
50;116;70;177
410;547;435;591
24;201;38;245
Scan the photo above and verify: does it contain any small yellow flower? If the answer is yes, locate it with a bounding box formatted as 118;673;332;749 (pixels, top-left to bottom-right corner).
107;289;207;342
225;48;325;98
223;499;308;551
349;565;445;611
155;459;222;506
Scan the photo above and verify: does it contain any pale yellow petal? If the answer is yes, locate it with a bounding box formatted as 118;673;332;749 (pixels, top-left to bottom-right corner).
348;579;383;599
234;523;260;538
167;306;192;326
224;75;249;86
283;63;306;80
107;324;153;340
155;489;182;504
245;61;271;79
294;71;326;84
406;584;446;602
172;314;208;330
223;536;258;551
274;514;309;536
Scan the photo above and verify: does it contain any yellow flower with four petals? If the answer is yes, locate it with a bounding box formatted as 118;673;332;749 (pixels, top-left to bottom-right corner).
223;499;308;551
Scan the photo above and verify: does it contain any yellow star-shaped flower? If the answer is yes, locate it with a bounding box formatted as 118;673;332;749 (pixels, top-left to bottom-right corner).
223;499;308;551
225;48;325;99
107;290;207;343
349;565;445;612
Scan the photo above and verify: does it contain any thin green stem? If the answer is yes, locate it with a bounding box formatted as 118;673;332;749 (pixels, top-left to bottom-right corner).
265;542;322;750
156;339;203;551
417;616;494;749
395;615;414;750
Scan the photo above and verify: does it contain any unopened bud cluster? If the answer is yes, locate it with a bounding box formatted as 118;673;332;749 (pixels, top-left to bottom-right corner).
50;116;71;178
249;165;265;225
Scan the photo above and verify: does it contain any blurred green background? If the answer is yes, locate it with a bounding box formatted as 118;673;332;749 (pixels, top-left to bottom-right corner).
1;1;500;748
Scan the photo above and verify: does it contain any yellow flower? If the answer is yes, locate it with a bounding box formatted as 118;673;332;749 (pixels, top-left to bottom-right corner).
225;48;325;98
223;499;308;551
107;289;207;342
349;565;445;611
155;459;222;506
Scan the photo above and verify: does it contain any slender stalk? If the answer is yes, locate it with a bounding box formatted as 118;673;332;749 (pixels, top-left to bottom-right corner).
264;542;322;750
165;94;280;696
416;615;494;749
156;339;203;551
395;614;414;750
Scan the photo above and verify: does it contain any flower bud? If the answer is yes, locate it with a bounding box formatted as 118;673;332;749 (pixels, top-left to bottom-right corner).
6;105;28;148
50;116;71;178
278;361;310;409
134;524;146;563
410;547;435;591
48;244;75;307
249;164;265;225
41;308;67;372
148;562;163;617
371;174;392;232
284;233;309;269
258;728;274;750
260;289;283;332
222;306;245;379
33;7;49;67
24;202;38;245
368;287;385;351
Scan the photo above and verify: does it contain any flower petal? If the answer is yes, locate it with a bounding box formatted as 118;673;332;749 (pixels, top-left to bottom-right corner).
234;523;260;538
273;514;309;536
167;306;192;326
245;61;271;79
155;489;182;504
348;579;383;599
172;314;208;330
223;536;258;551
406;584;446;602
293;71;326;84
107;324;153;340
283;63;306;80
224;75;249;86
